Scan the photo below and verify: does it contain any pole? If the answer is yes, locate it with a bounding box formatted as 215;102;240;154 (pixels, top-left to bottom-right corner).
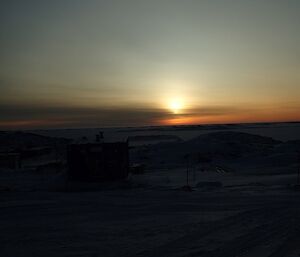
186;154;189;187
298;153;300;185
298;169;300;185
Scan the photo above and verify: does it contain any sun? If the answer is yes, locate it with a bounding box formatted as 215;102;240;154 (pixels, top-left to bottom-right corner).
169;99;184;114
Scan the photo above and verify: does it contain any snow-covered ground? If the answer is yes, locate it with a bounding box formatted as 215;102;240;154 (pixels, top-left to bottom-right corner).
1;122;300;257
1;181;300;257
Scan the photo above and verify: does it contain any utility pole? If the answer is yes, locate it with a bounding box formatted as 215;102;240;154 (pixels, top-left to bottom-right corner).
186;154;190;187
183;154;192;191
186;159;189;187
297;152;300;185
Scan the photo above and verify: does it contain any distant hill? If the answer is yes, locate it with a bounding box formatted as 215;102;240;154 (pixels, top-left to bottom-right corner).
0;131;70;152
132;131;299;174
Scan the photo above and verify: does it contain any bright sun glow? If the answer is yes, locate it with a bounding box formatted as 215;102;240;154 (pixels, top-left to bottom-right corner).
169;99;184;114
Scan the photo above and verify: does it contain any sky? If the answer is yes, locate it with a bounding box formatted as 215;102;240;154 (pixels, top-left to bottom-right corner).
0;0;300;129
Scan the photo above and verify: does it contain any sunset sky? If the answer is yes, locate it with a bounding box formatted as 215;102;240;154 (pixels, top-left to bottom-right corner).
1;0;300;129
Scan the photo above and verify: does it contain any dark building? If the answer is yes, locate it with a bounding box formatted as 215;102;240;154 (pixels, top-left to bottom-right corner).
21;146;52;159
0;153;21;170
67;141;129;181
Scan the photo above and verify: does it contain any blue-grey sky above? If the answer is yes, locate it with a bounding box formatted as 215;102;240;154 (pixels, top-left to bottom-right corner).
1;0;300;129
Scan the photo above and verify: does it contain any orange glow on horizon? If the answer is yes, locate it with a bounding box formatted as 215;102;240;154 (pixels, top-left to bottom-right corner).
160;112;300;126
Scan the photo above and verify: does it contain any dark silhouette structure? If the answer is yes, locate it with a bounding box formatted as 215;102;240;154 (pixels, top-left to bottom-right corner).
67;141;129;181
0;153;21;170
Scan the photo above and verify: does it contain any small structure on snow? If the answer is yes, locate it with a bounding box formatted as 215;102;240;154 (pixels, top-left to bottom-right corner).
0;152;21;170
67;133;129;181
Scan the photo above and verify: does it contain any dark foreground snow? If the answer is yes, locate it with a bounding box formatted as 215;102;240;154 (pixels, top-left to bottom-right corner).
1;182;300;257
